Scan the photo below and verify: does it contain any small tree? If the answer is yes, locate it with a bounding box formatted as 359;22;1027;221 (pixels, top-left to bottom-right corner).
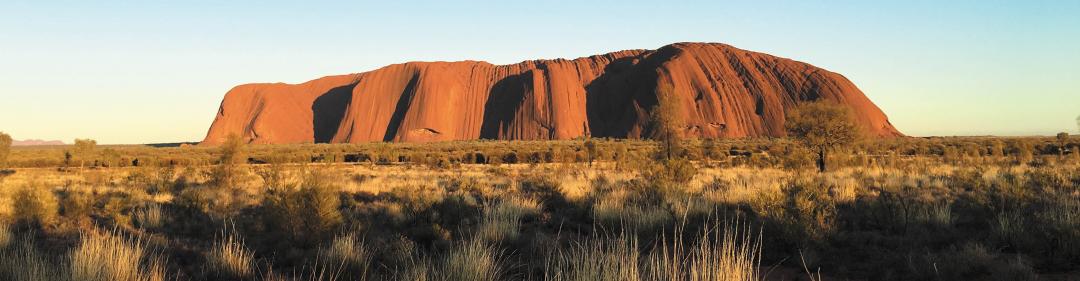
583;138;598;166
649;83;684;161
73;138;97;168
214;134;246;189
1057;132;1070;158
0;132;11;168
785;101;861;172
645;83;698;186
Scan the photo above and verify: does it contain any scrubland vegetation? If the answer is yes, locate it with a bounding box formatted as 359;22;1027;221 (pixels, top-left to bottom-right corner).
0;118;1078;280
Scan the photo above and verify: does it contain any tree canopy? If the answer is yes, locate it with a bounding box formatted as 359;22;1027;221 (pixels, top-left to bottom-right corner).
73;138;97;168
785;101;862;172
649;83;685;161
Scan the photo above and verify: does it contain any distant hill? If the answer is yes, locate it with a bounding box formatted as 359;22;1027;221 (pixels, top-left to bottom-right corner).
13;139;66;146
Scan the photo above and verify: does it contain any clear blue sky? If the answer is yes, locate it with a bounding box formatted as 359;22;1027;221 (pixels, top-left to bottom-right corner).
1;1;1078;144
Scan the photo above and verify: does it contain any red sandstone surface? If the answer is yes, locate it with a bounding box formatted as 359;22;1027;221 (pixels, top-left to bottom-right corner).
202;42;901;145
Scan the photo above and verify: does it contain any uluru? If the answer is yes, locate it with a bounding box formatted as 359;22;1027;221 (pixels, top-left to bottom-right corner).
202;42;901;145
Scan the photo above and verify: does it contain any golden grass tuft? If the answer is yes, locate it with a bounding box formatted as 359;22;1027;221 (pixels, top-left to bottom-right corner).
387;238;504;281
0;233;66;281
544;233;643;281
477;195;541;242
439;238;504;281
591;189;672;236
647;224;762;281
68;230;166;281
0;222;10;248
207;228;256;279
545;222;761;281
320;232;373;280
133;203;164;229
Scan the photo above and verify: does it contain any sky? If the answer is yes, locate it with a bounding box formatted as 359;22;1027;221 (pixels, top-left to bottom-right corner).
0;1;1078;144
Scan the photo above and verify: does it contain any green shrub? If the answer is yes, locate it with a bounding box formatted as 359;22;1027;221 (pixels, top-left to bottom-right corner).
650;158;698;186
780;179;837;245
103;196;135;228
261;169;343;244
212;134;247;189
13;183;59;227
59;189;94;220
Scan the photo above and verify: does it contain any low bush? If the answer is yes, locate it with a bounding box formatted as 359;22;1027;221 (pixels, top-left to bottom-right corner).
261;169;344;245
13;182;59;227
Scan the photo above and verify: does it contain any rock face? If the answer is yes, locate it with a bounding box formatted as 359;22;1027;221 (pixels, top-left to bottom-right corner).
202;42;901;145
